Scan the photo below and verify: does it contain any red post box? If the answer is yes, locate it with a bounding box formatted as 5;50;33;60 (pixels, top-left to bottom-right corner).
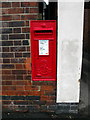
30;20;56;81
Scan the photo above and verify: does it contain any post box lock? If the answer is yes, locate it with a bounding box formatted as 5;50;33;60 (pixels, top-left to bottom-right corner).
30;20;56;81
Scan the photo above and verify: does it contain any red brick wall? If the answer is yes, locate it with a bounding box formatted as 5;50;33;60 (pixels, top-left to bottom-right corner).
1;2;56;112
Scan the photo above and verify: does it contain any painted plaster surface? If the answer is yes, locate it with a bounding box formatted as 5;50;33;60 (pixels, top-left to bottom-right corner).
57;1;84;102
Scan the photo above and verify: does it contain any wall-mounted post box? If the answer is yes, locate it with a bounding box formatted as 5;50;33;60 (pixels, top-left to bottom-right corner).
30;20;56;81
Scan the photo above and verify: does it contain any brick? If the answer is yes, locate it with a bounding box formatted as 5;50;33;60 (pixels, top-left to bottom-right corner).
16;75;23;80
11;58;25;63
12;2;20;7
3;59;10;63
21;2;38;7
2;2;11;8
2;96;11;100
10;47;25;52
14;100;28;105
26;96;40;100
1;28;12;34
22;28;30;33
2;41;13;46
41;85;54;91
2;64;14;69
25;21;29;26
15;64;23;69
14;40;21;46
12;15;20;20
2;47;9;52
30;8;38;13
26;34;29;39
9;21;24;27
1;35;8;40
2;75;15;80
2;9;9;14
12;70;26;74
16;86;25;91
25;86;38;91
8;8;24;14
23;40;29;45
1;15;12;21
2;70;11;74
12;81;26;85
9;34;25;39
2;22;9;27
21;15;38;20
24;75;31;80
0;59;3;63
2;81;12;85
2;86;16;90
2;100;11;104
15;53;22;57
23;53;30;57
27;47;30;51
24;8;30;13
2;53;14;58
13;28;21;33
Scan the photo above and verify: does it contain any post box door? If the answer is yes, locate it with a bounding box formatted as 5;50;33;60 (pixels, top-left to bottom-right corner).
30;20;56;81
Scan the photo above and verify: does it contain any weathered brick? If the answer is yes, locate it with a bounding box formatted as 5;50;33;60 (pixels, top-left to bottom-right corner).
2;22;9;27
23;53;30;57
1;28;12;34
12;70;26;74
9;21;24;27
11;58;25;63
21;15;38;20
1;35;8;40
13;28;21;33
16;75;23;80
15;53;22;57
12;15;20;20
2;75;15;80
12;2;20;7
9;34;25;39
16;86;25;91
41;85;54;91
21;2;38;7
2;64;14;69
2;70;11;74
22;28;30;33
2;53;14;58
14;40;21;46
2;41;13;46
2;81;12;85
2;47;9;52
23;40;29;45
10;47;25;52
1;15;12;21
26;34;29;39
8;8;24;14
2;2;11;8
26;96;40;100
25;86;38;91
3;59;10;63
2;86;16;90
24;75;31;80
25;21;29;26
2;9;9;14
30;8;38;13
15;64;24;69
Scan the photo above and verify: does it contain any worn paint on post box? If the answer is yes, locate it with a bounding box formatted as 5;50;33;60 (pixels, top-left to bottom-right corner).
30;20;56;81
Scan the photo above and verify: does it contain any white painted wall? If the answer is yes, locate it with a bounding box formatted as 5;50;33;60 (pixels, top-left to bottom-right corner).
57;1;84;103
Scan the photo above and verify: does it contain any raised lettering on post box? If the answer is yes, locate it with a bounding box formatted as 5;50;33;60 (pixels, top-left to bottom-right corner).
30;20;56;81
